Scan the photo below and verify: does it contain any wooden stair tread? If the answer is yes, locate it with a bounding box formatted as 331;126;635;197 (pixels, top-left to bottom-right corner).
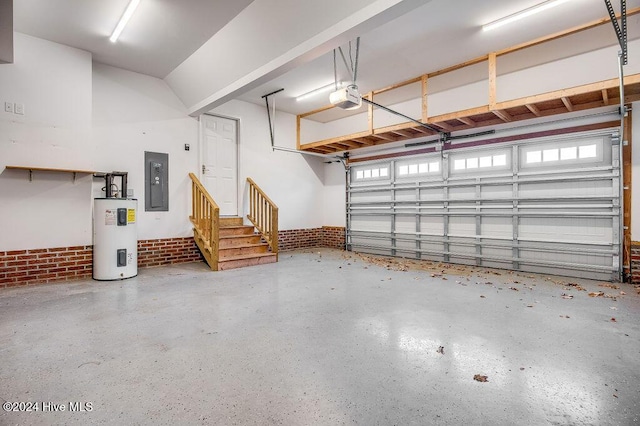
220;225;254;230
219;252;276;262
219;242;267;250
220;233;259;240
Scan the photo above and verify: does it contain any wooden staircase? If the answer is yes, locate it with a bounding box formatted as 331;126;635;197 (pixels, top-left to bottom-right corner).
189;173;279;271
218;217;277;270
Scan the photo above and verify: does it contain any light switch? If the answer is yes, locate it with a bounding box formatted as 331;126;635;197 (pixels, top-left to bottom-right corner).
14;103;24;115
4;102;13;113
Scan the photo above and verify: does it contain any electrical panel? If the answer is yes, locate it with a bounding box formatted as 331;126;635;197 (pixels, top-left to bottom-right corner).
144;152;168;211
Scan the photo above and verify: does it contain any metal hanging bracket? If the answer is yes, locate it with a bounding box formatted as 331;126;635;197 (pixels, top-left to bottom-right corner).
262;88;284;148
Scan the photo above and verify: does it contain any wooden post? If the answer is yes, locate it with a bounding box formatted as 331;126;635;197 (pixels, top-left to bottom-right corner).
367;92;374;135
623;109;632;280
296;115;301;150
421;75;428;122
272;207;279;260
488;52;497;109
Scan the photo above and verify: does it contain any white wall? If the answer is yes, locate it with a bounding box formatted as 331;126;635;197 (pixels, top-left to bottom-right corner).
0;33;94;251
0;34;200;252
92;63;198;240
323;162;347;226
209;100;327;230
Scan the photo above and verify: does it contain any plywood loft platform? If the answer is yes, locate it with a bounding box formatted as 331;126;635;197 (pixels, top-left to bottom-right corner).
297;8;640;155
298;77;640;154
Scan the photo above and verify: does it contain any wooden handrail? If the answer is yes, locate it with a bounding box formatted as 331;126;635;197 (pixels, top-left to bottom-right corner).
189;173;219;270
247;178;279;260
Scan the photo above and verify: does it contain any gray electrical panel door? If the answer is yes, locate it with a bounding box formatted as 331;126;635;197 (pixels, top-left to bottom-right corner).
145;152;169;211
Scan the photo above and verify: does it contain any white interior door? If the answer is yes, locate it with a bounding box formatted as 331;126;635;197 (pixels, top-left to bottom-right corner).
201;115;238;216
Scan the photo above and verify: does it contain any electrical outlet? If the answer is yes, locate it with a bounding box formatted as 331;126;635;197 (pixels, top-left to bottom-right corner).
14;103;24;115
4;102;13;113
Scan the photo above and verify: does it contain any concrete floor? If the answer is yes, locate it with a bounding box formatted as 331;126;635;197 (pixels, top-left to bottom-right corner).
1;248;639;426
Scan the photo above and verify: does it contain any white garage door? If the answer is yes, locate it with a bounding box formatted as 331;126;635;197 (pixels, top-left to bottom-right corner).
348;130;622;281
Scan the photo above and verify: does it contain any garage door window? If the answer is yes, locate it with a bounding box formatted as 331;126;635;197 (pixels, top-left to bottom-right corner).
523;139;602;168
397;159;441;177
452;152;509;172
354;165;390;181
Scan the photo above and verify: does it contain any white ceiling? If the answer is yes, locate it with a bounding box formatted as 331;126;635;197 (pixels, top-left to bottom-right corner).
13;0;254;78
10;0;638;113
238;0;639;116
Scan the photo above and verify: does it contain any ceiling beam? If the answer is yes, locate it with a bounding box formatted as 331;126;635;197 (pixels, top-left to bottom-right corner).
561;96;574;111
526;104;541;116
492;109;512;122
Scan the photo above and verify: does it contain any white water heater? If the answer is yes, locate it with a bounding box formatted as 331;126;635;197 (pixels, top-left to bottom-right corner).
93;198;138;280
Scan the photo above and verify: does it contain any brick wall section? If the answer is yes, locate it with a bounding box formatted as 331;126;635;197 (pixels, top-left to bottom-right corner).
0;237;203;288
278;227;346;251
0;246;93;288
278;228;322;251
0;229;345;288
137;237;203;268
320;226;346;249
632;242;640;284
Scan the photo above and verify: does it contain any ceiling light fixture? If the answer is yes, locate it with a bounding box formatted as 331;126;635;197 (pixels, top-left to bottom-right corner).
110;0;141;43
296;82;344;102
482;0;572;32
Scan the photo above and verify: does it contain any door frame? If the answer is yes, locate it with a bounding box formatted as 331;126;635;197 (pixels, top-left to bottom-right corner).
198;113;241;216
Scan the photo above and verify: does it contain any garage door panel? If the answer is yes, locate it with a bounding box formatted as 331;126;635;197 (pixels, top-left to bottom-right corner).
449;217;476;236
396;216;417;234
481;217;512;238
351;216;392;233
420;188;443;200
347;129;620;281
482;185;512;198
519;217;612;244
419;216;444;235
519;180;613;198
351;192;391;203
449;187;476;199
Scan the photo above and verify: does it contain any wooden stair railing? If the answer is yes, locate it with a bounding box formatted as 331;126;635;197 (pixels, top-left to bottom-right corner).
189;173;219;270
247;178;279;260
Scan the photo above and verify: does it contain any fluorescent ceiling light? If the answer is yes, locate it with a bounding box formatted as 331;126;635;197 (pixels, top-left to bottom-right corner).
483;0;572;32
296;82;344;102
110;0;141;43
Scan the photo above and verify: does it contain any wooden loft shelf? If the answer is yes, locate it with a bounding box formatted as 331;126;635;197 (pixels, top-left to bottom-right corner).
297;7;640;155
299;77;640;154
5;165;96;182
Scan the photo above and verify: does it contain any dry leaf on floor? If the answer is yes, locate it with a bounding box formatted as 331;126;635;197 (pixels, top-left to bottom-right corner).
509;287;519;291
588;292;605;297
599;283;620;290
620;291;626;295
561;294;574;299
480;295;486;298
473;374;488;382
611;317;617;322
526;304;534;308
437;346;445;355
520;367;525;371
